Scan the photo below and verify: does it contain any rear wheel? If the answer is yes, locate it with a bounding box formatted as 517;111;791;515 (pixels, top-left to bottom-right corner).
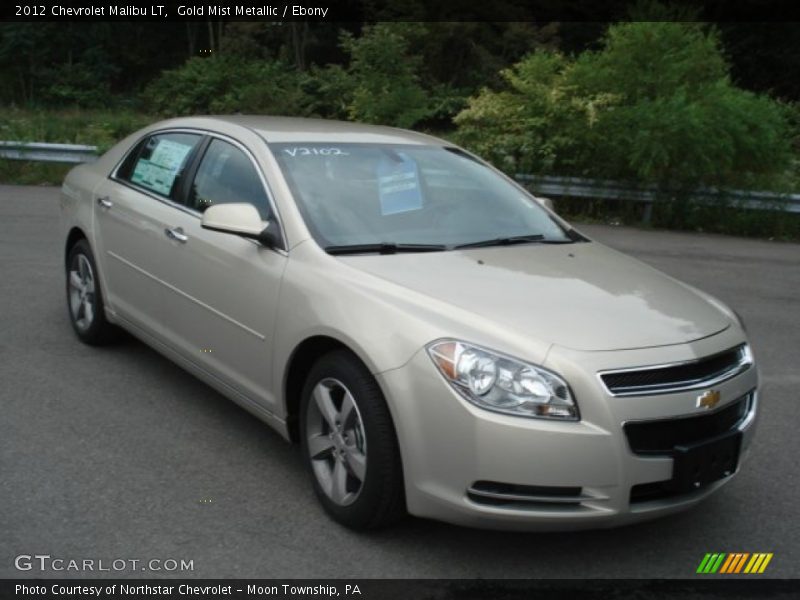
300;351;406;529
66;239;118;345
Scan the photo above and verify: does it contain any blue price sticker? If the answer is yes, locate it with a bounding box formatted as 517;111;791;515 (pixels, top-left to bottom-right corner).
377;153;424;215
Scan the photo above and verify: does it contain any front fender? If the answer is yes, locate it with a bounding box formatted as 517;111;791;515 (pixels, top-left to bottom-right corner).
271;241;552;417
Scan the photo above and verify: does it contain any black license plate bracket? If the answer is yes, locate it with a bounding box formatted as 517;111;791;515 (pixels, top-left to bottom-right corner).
669;430;742;493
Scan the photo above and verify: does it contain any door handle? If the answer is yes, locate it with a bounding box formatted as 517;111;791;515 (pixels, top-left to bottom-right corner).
97;196;113;209
165;227;188;243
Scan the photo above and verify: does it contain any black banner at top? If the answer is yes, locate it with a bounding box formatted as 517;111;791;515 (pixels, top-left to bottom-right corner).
2;0;800;23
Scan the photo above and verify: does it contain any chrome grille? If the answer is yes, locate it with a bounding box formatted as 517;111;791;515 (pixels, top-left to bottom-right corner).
599;344;752;396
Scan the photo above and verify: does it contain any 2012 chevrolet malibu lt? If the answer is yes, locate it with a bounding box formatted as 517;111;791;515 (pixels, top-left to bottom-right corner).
60;116;758;530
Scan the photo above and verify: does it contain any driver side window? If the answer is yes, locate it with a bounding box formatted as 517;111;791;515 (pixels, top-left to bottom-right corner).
188;139;271;219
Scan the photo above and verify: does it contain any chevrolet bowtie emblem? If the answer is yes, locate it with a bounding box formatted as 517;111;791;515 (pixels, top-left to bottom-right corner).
697;390;721;410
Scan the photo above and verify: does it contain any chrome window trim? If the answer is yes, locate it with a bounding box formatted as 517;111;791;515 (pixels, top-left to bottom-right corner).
108;126;288;255
597;344;753;397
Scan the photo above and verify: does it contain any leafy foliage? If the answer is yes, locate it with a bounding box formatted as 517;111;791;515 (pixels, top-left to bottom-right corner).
143;23;443;128
2;14;799;239
0;107;150;150
340;23;432;128
455;20;793;192
454;51;581;174
0;107;153;185
142;55;309;117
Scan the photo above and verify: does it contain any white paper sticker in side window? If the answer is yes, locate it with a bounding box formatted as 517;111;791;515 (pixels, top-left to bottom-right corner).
377;153;424;215
131;138;193;196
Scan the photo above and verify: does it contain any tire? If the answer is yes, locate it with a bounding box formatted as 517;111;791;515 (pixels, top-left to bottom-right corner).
300;350;406;530
66;239;119;346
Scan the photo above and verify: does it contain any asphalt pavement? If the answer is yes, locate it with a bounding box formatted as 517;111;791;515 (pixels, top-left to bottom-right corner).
1;184;798;578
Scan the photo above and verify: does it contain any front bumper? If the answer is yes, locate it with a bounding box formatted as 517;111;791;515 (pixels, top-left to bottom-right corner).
376;327;759;530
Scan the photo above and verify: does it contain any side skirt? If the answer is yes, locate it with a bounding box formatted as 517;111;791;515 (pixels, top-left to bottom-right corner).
109;310;291;442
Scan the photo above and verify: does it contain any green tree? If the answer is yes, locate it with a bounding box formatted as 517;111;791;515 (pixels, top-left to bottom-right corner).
455;18;793;192
453;51;583;174
142;55;307;116
340;23;432;128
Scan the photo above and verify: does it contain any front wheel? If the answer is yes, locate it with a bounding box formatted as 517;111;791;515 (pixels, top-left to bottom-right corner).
300;351;406;529
66;239;119;345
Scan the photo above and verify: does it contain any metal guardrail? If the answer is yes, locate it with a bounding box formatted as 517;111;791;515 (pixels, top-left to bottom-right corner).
0;141;98;164
516;174;800;220
0;140;797;219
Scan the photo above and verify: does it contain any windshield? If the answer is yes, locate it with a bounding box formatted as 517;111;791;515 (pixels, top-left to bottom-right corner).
270;143;573;249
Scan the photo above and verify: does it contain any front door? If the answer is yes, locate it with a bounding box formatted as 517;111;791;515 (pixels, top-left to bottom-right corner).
156;137;287;410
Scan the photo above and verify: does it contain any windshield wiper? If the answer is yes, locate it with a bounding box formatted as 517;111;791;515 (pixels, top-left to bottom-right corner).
454;234;578;249
325;242;447;255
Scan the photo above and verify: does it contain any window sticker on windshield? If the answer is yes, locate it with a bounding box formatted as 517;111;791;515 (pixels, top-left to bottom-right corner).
377;153;424;215
131;139;193;196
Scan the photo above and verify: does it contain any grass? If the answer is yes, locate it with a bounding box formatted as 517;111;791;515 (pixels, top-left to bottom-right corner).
0;161;72;186
0;107;154;185
0;107;153;149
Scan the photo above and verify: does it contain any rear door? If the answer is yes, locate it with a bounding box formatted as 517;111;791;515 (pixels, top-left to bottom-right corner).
156;135;288;410
93;131;203;339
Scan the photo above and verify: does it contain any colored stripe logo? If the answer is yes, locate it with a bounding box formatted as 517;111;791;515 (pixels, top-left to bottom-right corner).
697;553;773;574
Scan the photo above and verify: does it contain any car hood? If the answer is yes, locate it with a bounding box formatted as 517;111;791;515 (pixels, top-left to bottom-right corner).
338;241;730;351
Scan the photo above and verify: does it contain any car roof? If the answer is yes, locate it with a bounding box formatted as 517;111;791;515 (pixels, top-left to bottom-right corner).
152;115;447;146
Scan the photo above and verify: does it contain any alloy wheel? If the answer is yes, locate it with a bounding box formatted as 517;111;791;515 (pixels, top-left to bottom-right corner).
306;378;368;506
68;254;96;331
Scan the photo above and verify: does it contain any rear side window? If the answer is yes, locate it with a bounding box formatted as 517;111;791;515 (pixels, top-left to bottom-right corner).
119;132;201;199
188;138;271;219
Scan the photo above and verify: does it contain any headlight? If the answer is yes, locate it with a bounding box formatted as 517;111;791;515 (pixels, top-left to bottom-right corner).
426;340;578;420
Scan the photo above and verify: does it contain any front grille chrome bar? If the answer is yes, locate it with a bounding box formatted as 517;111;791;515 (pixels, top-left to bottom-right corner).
598;344;753;397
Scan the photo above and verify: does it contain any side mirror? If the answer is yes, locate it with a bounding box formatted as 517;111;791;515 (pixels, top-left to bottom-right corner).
536;196;555;211
201;202;282;248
